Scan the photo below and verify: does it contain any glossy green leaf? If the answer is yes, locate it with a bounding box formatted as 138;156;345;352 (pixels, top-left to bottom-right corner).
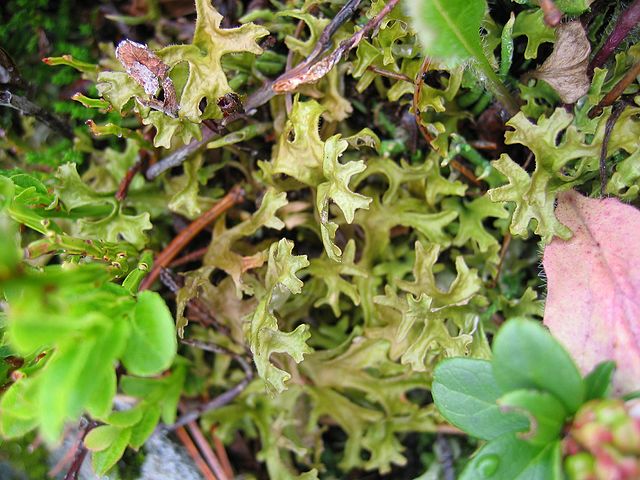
406;0;488;68
433;358;529;440
460;434;563;480
121;291;177;377
498;389;567;445
84;425;121;452
492;319;584;413
91;426;132;475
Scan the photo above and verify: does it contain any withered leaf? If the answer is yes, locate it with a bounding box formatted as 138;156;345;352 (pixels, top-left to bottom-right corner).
115;39;178;117
542;191;640;395
530;21;590;104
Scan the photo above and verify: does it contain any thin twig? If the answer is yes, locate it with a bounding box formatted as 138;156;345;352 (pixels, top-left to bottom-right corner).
145;128;216;179
175;427;218;480
210;426;234;479
589;61;640;118
185;420;229;480
63;420;98;480
599;101;627;196
589;0;640;74
0;89;73;139
139;185;244;290
116;149;150;201
170;339;253;430
272;0;399;92
540;0;562;27
169;246;209;267
367;65;412;83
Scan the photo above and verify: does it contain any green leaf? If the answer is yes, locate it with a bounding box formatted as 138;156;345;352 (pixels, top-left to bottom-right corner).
433;358;529;440
498;389;567;445
460;435;563;480
84;425;121;452
583;361;616;401
129;403;162;449
91;426;132;475
0;379;39;438
121;291;177;377
492;319;584;413
406;0;488;68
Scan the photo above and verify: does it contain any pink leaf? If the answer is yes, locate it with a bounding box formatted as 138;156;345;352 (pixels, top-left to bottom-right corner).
543;190;640;395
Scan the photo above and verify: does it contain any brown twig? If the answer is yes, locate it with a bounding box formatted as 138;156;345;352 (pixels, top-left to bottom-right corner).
139;185;245;290
367;65;413;83
272;0;399;92
115;149;151;201
540;0;562;27
62;420;98;480
169;246;209;268
589;61;640;118
599;101;627;196
185;420;229;480
175;426;218;480
210;426;234;479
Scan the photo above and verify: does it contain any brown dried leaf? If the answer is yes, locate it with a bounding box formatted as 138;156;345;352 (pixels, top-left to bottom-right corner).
542;191;640;395
115;39;178;116
531;21;591;104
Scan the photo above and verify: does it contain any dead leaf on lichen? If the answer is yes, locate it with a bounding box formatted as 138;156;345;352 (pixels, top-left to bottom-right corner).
530;21;590;104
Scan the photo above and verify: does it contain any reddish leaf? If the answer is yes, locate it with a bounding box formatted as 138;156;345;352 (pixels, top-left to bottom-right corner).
543;190;640;395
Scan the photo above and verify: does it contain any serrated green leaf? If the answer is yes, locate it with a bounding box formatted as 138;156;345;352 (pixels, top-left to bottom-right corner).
512;9;555;60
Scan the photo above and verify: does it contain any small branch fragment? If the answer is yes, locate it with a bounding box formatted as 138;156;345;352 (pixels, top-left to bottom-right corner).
589;61;640;118
413;57;434;143
272;0;400;92
367;65;413;83
0;89;73;139
175;427;218;480
139;185;245;290
115;150;151;201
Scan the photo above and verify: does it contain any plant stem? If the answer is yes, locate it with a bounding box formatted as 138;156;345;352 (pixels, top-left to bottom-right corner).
589;0;640;74
476;60;520;117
